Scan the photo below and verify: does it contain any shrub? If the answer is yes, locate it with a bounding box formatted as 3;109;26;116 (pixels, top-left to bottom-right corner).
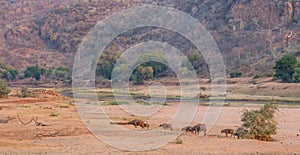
223;103;231;106
175;138;183;144
20;87;35;98
49;112;58;117
253;74;262;79
0;80;10;98
54;66;70;81
107;100;129;105
241;101;278;141
135;100;151;106
252;80;258;85
216;78;226;84
230;71;242;78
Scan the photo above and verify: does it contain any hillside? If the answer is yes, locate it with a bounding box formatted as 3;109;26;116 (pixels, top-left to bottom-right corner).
0;0;300;78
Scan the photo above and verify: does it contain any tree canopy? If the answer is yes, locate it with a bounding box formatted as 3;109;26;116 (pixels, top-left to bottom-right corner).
273;54;299;83
24;65;43;81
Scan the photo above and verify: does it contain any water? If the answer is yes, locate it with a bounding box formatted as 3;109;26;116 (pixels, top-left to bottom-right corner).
59;90;300;105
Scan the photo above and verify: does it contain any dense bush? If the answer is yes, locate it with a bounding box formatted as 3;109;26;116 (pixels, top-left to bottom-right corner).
19;87;35;98
230;71;242;78
0;62;18;81
273;54;298;83
241;101;278;141
2;68;18;81
96;46;121;80
24;65;43;81
23;65;71;84
103;51;169;85
0;80;10;98
131;67;144;85
130;52;168;84
54;66;70;81
292;67;300;83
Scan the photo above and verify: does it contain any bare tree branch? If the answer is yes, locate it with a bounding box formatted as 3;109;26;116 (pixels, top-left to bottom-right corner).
17;113;34;125
16;113;49;126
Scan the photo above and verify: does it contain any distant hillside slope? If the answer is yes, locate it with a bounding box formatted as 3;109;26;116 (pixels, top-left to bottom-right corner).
0;0;299;77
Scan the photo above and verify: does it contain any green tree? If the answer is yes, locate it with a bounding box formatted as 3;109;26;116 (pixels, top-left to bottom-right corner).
96;47;121;79
131;68;144;85
1;70;13;81
131;52;168;85
144;66;154;80
134;52;168;77
0;80;10;98
112;62;131;82
0;62;18;81
24;65;42;81
7;69;18;80
292;66;300;83
55;66;69;81
273;54;298;83
187;51;202;70
97;49;170;83
1;69;18;81
241;101;278;141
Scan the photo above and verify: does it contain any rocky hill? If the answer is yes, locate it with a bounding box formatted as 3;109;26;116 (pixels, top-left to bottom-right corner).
0;0;300;78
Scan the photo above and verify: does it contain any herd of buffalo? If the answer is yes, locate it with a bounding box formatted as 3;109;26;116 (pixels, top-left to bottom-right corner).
112;119;249;139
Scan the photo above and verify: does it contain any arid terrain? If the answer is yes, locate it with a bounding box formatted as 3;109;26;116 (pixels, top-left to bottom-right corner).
0;78;300;154
1;0;300;154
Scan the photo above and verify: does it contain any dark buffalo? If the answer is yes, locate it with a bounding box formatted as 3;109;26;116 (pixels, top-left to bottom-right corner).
181;126;194;134
192;123;207;136
221;129;234;137
159;123;173;130
128;119;149;129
